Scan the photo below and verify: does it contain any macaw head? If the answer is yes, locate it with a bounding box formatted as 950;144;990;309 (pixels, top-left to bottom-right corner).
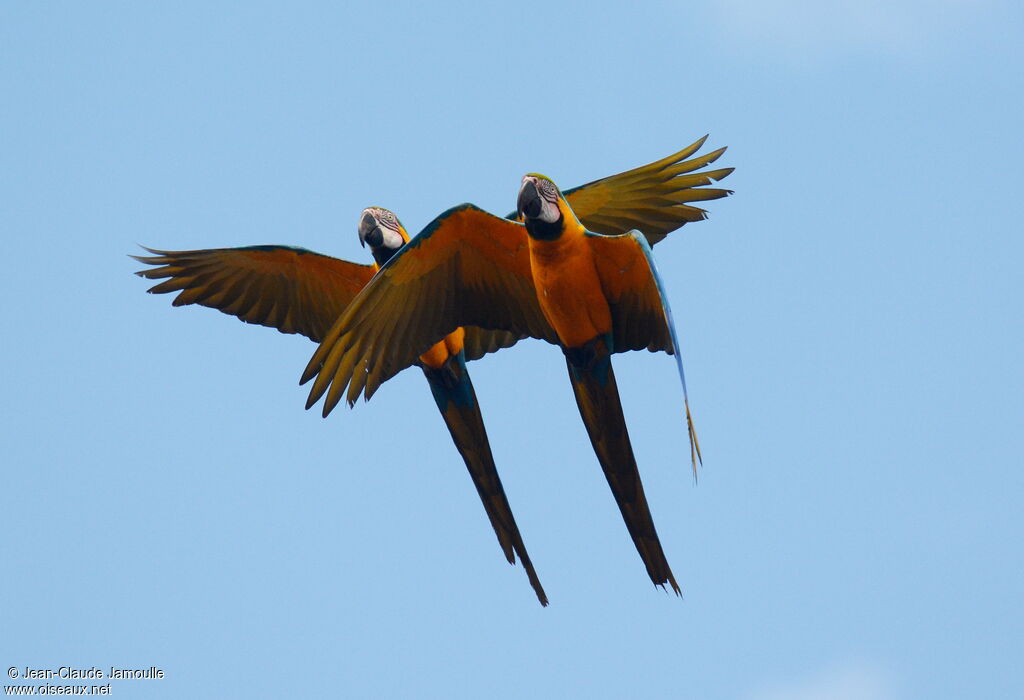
517;174;579;240
358;206;410;267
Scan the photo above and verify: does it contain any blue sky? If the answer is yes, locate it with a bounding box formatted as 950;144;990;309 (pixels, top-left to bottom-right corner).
2;2;1021;698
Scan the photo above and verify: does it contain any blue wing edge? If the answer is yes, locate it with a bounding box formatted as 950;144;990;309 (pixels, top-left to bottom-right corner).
622;230;704;481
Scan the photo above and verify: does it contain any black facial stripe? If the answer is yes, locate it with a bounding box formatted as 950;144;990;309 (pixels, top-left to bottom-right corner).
524;211;564;241
372;245;398;267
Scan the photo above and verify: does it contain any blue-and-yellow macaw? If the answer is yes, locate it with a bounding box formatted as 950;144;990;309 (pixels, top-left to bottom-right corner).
133;215;544;603
301;166;724;594
135;135;731;602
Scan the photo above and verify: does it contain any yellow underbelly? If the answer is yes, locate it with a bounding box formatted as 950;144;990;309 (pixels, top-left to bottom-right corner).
529;237;611;349
418;327;466;369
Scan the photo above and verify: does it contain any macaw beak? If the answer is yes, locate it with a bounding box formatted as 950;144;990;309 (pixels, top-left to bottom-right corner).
517;179;542;220
358;211;384;248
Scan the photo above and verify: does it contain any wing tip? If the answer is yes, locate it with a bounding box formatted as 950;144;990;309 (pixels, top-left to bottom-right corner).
321;392;340;418
712;167;736;183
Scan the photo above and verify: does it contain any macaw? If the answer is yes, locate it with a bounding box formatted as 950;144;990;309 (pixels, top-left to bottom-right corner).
133;216;544;604
135;135;731;602
301;170;721;595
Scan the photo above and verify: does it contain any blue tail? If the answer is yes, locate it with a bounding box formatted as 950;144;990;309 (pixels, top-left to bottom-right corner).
421;352;547;606
564;336;680;594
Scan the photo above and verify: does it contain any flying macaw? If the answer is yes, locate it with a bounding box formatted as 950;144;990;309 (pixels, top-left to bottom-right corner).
301;169;722;595
133;216;544;603
135;135;731;602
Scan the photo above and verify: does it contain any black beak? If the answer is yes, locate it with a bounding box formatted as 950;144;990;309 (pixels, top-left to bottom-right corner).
517;180;542;220
358;212;383;248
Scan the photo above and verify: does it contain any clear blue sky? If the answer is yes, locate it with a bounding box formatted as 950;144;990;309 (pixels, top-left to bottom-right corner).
3;2;1021;698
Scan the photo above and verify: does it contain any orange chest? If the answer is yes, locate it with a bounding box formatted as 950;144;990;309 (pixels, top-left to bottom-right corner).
528;237;612;348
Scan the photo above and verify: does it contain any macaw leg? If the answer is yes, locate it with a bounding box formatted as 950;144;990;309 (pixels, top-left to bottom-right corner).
564;336;680;595
421;352;548;606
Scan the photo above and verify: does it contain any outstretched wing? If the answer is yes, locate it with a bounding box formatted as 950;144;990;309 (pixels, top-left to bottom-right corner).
133;245;375;343
301;204;559;416
588;231;703;475
560;135;733;246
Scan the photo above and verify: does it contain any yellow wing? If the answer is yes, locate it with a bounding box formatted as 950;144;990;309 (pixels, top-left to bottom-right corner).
563;135;733;246
133;245;376;343
587;233;673;355
301;204;559;416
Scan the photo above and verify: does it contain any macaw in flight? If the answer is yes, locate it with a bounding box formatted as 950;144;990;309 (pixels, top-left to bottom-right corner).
302;161;729;595
135;136;731;603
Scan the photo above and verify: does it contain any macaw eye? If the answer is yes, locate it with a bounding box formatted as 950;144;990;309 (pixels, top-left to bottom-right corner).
380;210;399;230
538;179;558;201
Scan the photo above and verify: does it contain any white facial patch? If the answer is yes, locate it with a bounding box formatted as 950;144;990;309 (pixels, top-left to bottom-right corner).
522;177;561;224
381;227;405;249
367;207;405;248
538;202;560;223
537;188;561;223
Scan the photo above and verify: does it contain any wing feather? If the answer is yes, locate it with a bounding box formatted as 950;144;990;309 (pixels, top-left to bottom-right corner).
588;231;703;475
302;204;557;414
133;245;375;343
462;328;523;362
560;136;733;246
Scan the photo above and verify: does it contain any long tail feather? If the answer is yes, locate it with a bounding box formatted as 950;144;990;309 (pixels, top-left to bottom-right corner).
422;357;548;606
564;350;680;594
633;232;703;480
